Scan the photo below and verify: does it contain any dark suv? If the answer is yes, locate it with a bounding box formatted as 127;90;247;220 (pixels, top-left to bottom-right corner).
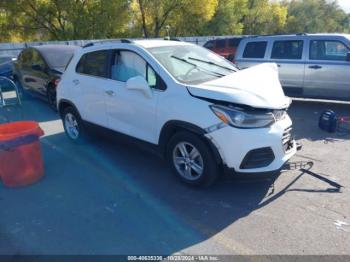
13;45;79;109
203;37;244;61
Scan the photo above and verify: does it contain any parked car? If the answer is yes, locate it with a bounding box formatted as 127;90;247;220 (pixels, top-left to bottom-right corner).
203;37;245;61
13;45;80;108
235;33;350;101
57;39;297;186
0;55;17;79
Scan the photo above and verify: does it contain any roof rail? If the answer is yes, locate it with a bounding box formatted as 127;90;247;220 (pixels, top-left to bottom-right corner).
164;37;181;41
82;39;132;48
250;33;308;38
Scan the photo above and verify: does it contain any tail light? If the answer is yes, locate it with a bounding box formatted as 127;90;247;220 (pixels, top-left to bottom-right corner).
54;78;60;87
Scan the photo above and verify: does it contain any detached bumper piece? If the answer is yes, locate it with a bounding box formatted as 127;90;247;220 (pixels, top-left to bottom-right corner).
240;147;275;169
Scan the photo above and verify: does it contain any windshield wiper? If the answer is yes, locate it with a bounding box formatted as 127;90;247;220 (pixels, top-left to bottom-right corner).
170;55;225;77
188;57;236;72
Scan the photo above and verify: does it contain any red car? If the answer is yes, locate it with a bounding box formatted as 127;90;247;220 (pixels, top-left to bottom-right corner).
203;37;244;62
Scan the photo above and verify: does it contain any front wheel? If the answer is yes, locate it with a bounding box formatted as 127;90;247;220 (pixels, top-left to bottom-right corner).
62;107;86;143
166;132;220;187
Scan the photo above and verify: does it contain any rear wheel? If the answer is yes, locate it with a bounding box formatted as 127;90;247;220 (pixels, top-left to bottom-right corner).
62;107;86;143
166;131;219;187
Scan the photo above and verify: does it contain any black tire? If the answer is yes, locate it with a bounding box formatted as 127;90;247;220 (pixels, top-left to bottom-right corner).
62;106;87;143
46;84;57;111
166;131;220;187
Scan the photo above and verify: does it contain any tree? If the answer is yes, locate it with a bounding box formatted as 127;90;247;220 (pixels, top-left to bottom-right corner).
0;0;130;41
281;0;350;33
203;0;248;35
242;0;287;35
130;0;218;37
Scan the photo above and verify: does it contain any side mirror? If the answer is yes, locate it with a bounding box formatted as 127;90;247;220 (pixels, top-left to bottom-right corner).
346;52;350;62
32;64;42;71
126;75;152;98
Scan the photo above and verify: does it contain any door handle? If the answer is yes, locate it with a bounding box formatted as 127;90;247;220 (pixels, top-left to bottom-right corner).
308;65;322;69
73;79;80;85
105;90;115;96
277;64;281;67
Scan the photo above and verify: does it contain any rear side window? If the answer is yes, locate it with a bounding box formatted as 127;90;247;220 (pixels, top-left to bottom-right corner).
243;42;267;58
228;38;242;48
216;39;226;48
271;40;303;60
76;50;109;78
309;40;350;61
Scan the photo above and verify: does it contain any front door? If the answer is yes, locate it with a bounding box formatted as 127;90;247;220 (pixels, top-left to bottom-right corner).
304;39;350;100
106;50;159;144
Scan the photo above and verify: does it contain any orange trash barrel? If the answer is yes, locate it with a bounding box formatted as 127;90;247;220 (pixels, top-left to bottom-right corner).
0;121;45;187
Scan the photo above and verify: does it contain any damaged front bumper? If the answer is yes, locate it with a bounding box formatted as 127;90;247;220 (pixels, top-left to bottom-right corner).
205;115;299;174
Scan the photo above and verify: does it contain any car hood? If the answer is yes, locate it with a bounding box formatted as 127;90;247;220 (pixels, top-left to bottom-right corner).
187;63;291;110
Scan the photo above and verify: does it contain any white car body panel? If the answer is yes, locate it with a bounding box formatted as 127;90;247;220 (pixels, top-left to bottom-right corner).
187;63;291;110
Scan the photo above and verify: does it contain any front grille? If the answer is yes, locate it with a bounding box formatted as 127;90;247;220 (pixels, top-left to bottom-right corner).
240;147;275;169
282;126;293;152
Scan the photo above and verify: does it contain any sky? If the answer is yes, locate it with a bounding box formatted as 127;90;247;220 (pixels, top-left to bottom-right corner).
337;0;350;13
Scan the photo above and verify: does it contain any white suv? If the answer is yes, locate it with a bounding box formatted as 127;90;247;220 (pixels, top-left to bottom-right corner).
57;39;297;186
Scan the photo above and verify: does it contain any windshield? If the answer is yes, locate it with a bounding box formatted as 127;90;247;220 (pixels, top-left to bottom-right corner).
147;45;237;84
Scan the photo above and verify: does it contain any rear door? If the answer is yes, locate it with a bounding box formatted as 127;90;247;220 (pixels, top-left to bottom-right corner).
304;38;350;100
72;49;110;127
269;39;305;96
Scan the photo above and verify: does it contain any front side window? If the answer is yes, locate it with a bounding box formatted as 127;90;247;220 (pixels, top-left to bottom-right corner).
310;40;350;61
76;50;109;78
271;40;303;60
111;50;165;90
112;51;146;82
147;44;237;84
243;41;267;59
